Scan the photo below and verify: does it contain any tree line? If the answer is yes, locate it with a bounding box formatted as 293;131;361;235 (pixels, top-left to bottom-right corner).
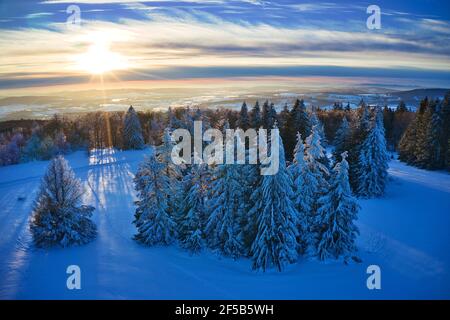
29;102;390;272
0;98;415;167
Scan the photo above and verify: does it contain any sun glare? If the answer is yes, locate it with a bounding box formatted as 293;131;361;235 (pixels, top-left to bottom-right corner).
76;40;128;75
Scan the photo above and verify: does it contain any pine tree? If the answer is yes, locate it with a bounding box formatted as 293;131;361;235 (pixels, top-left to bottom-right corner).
261;100;271;129
206;163;244;259
332;116;351;163
250;101;262;129
236;102;250;130
250;133;299;271
426;101;444;169
288;133;313;253
310;110;327;146
303;125;329;254
398;118;418;164
123;106;145;150
133;153;177;246
315;151;359;261
348;102;372;191
179;163;209;253
30;156;96;247
285;99;310;160
356;107;389;198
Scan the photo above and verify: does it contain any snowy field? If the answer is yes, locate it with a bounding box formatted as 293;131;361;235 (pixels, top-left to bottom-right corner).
0;148;449;299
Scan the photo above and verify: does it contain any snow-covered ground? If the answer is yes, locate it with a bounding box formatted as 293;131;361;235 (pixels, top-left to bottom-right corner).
0;149;449;299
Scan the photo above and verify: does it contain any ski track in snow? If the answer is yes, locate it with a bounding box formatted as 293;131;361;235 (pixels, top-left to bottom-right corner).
0;150;449;299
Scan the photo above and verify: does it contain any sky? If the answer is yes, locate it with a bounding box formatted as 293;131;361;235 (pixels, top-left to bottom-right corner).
0;0;449;95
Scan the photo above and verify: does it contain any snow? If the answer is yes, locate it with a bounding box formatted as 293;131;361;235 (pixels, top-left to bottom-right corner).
0;149;449;299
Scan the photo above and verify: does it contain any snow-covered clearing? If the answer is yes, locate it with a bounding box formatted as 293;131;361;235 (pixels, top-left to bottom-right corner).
0;149;449;299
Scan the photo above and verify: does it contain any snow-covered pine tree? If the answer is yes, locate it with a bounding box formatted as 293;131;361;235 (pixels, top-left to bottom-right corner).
310;110;327;146
236;102;250;130
206;162;244;259
30;156;96;247
157;128;183;221
123;106;145;150
332;116;351;163
302;125;329;254
315;151;360;261
178;162;210;253
288;133;313;253
250;101;262;129
305;124;330;181
133;153;177;246
356;107;389;198
250;132;299;271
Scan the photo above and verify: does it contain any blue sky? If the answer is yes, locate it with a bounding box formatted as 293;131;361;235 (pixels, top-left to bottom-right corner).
0;0;449;92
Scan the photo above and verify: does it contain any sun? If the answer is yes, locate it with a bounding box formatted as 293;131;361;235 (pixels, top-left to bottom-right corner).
76;40;128;75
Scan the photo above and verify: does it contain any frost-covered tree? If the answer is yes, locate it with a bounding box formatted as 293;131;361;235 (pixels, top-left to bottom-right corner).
123;106;145;150
30;156;96;247
310;110;327;146
315;151;359;261
133;153;177;245
302;125;329;254
305;124;329;183
356;107;389;198
206;163;244;259
250;133;299;271
288;133;313;253
178;162;210;253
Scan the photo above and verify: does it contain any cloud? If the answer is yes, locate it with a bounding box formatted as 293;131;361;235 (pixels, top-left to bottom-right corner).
25;12;54;19
1;3;450;90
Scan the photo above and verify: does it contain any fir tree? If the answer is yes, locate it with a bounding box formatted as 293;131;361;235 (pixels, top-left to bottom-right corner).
236;102;250;130
250;101;262;129
133;153;177;246
315;151;360;261
261;100;271;129
30;156;96;247
288;133;313;253
332;116;351;163
285;99;310;160
356;108;389;198
123;106;145;150
250;132;299;271
179;163;209;253
303;125;329;253
206;163;244;259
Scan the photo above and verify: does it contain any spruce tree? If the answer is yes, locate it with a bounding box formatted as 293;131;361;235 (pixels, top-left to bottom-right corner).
288;133;313;253
332;116;351;163
123;106;145;150
285;99;310;161
250;101;262;129
250;133;299;271
30;156;96;247
315;151;360;261
206;163;244;259
303;125;329;254
179;163;209;253
236;102;250;130
356;108;389;198
133;153;177;246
